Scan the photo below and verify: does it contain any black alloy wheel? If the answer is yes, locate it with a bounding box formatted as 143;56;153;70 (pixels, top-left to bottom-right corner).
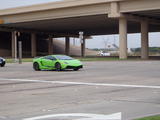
55;62;61;71
33;62;40;71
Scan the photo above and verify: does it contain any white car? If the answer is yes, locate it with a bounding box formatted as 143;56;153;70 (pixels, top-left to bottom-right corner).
99;51;111;56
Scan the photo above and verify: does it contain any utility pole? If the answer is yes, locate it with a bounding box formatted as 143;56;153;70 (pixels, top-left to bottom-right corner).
18;41;22;64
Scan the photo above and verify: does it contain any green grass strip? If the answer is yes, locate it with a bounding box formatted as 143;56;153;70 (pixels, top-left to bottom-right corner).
136;115;160;120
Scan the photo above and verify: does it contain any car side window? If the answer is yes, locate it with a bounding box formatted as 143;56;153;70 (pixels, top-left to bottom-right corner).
44;56;56;60
50;56;57;60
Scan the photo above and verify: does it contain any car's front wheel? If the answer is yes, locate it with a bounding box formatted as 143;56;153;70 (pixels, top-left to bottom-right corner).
33;62;40;71
55;62;61;71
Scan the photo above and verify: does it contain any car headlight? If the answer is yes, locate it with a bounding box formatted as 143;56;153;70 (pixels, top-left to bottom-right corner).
0;58;5;61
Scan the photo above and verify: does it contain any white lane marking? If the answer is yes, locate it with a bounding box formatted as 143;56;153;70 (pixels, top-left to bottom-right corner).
0;78;160;89
0;116;7;119
23;112;121;120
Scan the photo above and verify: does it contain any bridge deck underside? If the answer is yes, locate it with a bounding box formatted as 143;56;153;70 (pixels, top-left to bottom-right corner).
1;14;160;36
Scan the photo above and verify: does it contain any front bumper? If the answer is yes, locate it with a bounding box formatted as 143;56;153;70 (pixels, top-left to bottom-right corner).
66;65;83;69
0;61;5;65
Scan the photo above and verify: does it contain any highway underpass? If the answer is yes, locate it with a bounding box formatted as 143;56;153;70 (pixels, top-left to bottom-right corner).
0;0;160;59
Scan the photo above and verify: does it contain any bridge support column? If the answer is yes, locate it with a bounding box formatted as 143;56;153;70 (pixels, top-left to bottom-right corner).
12;31;17;59
81;38;86;57
31;33;37;57
48;35;53;55
65;37;70;55
141;21;149;60
119;17;128;59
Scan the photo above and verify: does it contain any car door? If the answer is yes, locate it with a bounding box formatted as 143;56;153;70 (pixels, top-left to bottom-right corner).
42;56;57;69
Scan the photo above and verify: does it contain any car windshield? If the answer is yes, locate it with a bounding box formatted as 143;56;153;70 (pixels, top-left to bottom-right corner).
55;55;74;60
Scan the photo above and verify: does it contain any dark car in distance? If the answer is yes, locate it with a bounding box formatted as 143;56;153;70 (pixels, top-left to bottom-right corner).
0;57;5;67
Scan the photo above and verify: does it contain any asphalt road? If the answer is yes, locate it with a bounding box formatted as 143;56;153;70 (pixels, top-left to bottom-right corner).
0;61;160;120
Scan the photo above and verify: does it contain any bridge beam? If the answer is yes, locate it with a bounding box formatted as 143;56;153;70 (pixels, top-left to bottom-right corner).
108;2;121;18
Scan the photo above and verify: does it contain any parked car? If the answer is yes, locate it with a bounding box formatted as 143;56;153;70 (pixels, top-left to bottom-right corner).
0;57;6;67
33;55;83;71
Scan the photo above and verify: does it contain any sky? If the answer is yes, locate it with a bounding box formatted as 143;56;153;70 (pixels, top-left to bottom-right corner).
0;0;160;49
0;0;61;9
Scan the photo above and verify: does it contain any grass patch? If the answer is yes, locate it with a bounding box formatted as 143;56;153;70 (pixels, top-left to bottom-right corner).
76;57;119;61
75;57;142;61
6;57;119;63
136;115;160;120
6;58;33;63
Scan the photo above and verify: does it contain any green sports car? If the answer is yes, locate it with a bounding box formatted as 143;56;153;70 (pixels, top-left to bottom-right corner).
33;55;83;71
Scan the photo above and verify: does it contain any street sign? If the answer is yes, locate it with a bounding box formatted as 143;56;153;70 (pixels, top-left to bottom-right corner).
79;31;84;44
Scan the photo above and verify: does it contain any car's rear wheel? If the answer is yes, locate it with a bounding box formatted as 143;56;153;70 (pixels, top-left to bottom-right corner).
55;62;61;71
33;62;40;71
73;67;80;71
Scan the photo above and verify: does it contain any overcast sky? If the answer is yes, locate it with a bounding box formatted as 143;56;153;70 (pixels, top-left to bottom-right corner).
1;0;160;48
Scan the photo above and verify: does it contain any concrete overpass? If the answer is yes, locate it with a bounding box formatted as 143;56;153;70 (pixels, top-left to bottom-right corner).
0;0;160;59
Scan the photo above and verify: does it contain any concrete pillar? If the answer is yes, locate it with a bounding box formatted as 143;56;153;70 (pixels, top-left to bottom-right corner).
81;38;86;57
48;35;53;55
12;32;15;58
31;33;37;57
141;21;149;60
119;17;128;59
11;31;17;59
65;37;70;55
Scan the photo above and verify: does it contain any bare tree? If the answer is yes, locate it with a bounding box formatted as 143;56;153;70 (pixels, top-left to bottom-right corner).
102;36;109;51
